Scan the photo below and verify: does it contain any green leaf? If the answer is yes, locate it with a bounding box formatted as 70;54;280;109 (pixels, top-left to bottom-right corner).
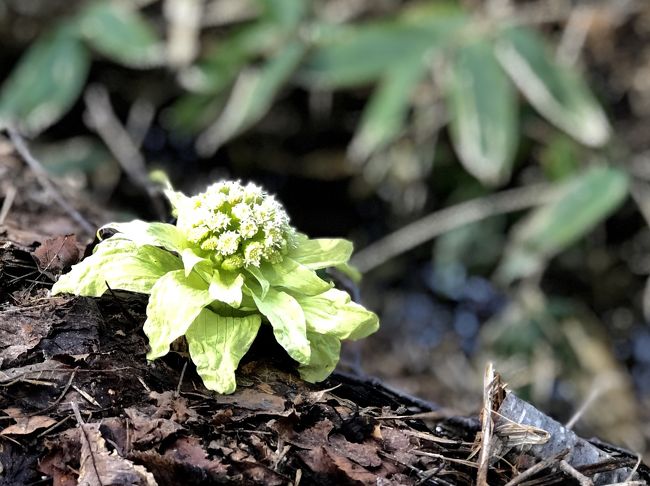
181;248;210;278
334;262;362;284
244;266;270;299
35;136;114;176
301;9;465;88
298;333;341;383
100;221;189;254
51;238;182;297
497;166;628;282
297;288;379;340
446;41;518;186
181;23;280;95
496;27;610;147
78;2;162;67
249;286;310;364
259;257;332;296
0;25;90;135
288;234;353;270
185;308;261;394
144;270;213;360
349;59;427;161
209;269;244;308
196;41;307;155
259;0;307;29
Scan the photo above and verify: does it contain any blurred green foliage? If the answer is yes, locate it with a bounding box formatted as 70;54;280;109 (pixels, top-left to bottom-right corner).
0;0;630;316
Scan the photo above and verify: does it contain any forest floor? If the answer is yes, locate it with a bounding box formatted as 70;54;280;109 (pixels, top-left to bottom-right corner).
1;145;649;486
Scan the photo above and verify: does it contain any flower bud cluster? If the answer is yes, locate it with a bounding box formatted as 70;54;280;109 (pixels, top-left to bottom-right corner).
180;181;294;269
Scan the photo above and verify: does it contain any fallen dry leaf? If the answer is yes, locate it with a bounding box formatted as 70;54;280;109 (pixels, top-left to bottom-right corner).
32;234;82;275
1;407;57;435
124;407;183;447
78;422;157;486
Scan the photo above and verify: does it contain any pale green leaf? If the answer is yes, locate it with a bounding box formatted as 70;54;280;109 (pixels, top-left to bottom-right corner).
288;234;353;270
244;266;270;298
51;238;182;297
298;333;341;383
297;288;379;340
185;308;261;394
181;248;210;278
197;41;307;155
144;270;212;359
209;269;244;308
100;221;189;254
496;27;610;147
164;189;191;219
447;41;518;186
259;257;332;296
249;286;310;364
0;25;90;135
497;166;628;282
79;2;162;67
334;262;362;284
349;59;427;160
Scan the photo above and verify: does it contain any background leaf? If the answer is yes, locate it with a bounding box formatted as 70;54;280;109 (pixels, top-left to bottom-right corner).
496;27;610;147
300;8;465;88
349;59;427;161
78;1;162;68
196;41;306;155
497;166;629;283
0;25;89;135
446;41;518;186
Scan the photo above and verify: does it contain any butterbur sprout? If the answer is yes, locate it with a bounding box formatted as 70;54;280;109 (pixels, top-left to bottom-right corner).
52;180;378;394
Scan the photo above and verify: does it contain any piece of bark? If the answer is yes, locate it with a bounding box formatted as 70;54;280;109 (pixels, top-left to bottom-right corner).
494;391;638;485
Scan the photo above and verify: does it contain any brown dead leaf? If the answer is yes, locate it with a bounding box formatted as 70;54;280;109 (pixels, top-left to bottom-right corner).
77;422;157;486
1;407;56;435
39;450;78;486
275;418;334;449
149;391;199;423
32;234;82;275
328;434;382;468
40;428;81;486
328;450;379;485
214;387;287;413
163;436;228;474
125;407;183;447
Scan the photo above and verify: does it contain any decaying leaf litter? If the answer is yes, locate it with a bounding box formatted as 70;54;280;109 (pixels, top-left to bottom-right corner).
0;146;648;485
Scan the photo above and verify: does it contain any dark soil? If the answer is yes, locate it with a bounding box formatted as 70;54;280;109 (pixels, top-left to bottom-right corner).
1;153;649;486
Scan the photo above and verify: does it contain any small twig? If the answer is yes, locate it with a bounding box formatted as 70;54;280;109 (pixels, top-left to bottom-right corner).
175;360;188;398
559;459;593;486
624;454;642;483
477;363;496;485
6;128;95;234
105;282;140;326
0;185;16;225
556;5;594;66
37;414;73;438
503;449;570;486
70;400;85;425
351;183;556;273
71;401;104;486
29;368;78;416
83;84;166;220
565;383;602;430
125;98;155;148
